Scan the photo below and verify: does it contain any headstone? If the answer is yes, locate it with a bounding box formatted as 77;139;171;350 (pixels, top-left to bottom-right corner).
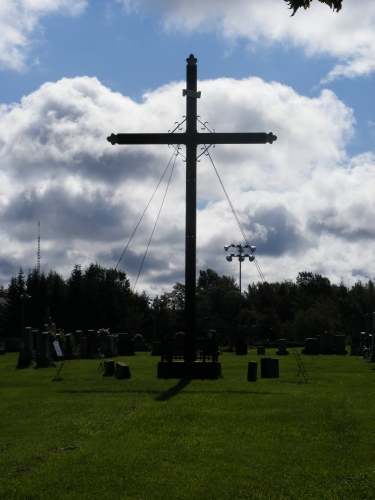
115;362;131;379
319;332;334;354
75;331;86;357
360;332;366;355
260;357;279;378
257;346;266;355
117;333;135;356
235;339;248;355
100;330;108;352
134;335;147;352
303;338;319;355
334;335;347;355
104;335;116;358
350;314;361;355
103;359;115;377
85;330;101;359
247;361;257;382
276;339;289;355
36;332;50;367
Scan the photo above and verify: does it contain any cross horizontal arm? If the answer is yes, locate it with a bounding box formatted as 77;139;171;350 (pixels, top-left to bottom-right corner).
107;132;277;146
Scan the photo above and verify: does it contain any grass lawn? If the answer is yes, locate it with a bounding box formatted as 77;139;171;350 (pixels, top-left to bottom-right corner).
0;349;375;500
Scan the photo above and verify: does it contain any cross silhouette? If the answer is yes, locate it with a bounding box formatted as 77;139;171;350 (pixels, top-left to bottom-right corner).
107;54;277;365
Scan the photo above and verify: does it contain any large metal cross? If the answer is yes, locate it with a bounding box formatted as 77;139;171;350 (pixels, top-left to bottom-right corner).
107;54;277;363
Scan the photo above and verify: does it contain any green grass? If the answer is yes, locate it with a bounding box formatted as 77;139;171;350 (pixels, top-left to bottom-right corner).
1;350;375;499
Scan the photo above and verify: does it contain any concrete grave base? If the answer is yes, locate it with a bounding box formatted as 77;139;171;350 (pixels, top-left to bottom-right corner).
157;361;221;379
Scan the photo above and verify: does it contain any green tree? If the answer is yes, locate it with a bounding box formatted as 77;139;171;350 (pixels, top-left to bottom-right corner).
285;0;343;16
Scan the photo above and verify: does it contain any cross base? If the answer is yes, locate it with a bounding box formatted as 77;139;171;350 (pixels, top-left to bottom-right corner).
157;361;222;379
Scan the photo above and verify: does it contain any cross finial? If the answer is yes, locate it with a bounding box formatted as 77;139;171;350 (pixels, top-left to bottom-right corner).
187;54;197;65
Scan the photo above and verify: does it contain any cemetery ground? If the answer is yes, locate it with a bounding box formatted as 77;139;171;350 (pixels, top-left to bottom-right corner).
1;351;375;500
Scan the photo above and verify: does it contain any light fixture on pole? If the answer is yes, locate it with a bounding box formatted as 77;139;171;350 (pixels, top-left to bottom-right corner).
224;244;256;343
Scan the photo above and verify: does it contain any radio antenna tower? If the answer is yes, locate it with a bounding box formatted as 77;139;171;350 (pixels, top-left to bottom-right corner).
37;221;41;274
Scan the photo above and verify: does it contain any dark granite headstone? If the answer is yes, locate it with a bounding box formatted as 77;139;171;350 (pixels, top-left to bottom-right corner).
36;332;50;367
304;337;319;355
235;339;248;355
104;335;116;358
103;359;115;376
260;357;279;378
334;335;347;355
319;332;334;354
117;333;135;356
257;346;266;355
350;314;361;355
247;361;257;382
115;362;131;379
276;338;289;355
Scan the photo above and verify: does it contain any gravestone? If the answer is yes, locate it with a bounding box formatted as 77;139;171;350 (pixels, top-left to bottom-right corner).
17;327;36;367
115;362;131;379
36;332;51;367
134;335;147;352
75;330;86;357
334;335;347;355
247;361;257;382
303;337;319;355
84;330;101;359
276;339;289;355
235;339;248;355
350;314;361;355
104;335;117;358
117;333;135;356
103;359;115;377
65;333;80;359
360;332;366;355
319;332;334;354
260;357;279;378
257;346;266;355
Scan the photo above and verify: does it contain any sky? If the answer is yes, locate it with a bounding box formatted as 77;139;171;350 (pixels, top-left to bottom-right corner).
0;0;375;297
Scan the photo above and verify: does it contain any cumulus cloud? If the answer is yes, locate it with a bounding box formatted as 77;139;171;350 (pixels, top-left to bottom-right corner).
120;0;375;82
0;0;87;71
0;73;373;295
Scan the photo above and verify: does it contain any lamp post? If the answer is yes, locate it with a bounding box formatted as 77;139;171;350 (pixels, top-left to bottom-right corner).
20;293;31;342
224;244;256;341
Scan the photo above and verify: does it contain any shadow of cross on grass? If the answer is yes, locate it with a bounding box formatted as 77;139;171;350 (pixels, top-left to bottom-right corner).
156;379;191;402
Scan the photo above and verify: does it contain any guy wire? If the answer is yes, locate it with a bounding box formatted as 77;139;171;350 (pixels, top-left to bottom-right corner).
115;148;177;270
133;150;178;291
205;147;266;283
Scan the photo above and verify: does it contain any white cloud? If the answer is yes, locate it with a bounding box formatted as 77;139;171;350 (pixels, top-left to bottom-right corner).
0;0;87;71
120;0;375;82
0;74;373;295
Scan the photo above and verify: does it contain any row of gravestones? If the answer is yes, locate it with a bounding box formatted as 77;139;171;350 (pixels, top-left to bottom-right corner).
302;333;347;355
17;329;155;368
255;339;290;356
351;313;375;361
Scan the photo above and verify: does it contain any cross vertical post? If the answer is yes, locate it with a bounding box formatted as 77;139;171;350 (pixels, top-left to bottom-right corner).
184;55;198;363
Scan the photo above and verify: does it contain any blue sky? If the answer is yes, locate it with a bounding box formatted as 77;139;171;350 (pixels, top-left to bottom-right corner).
1;0;375;296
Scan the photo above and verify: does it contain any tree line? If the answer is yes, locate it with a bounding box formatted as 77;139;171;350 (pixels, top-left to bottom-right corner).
0;264;373;345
